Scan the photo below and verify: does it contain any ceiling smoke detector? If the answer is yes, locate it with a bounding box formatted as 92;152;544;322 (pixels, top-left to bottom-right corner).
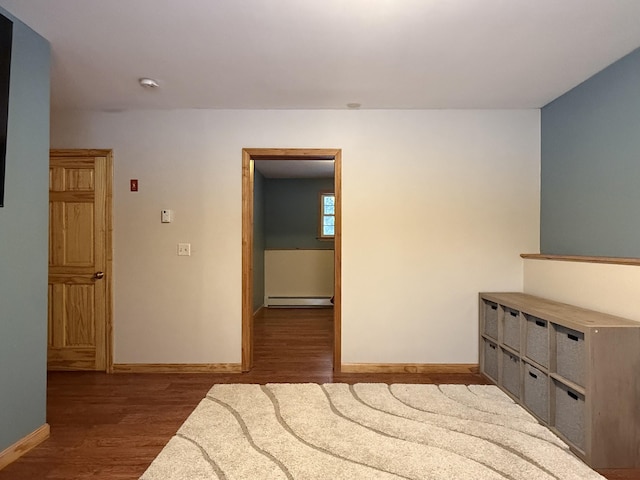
139;78;159;89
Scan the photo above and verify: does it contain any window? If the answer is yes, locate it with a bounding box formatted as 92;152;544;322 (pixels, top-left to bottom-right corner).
319;192;335;239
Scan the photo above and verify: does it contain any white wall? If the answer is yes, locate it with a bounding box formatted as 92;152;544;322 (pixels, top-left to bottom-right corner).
265;250;334;301
51;109;540;364
523;259;640;322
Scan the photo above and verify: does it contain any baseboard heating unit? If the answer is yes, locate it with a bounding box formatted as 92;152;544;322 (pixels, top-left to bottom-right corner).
266;296;333;307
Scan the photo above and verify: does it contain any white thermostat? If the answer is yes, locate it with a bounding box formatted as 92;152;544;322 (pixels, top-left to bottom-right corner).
161;209;173;223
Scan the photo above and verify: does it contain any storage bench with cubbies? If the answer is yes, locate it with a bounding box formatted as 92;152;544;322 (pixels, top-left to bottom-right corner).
479;292;640;469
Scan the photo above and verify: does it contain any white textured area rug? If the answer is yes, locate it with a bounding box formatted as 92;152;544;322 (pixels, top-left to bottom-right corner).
140;383;605;480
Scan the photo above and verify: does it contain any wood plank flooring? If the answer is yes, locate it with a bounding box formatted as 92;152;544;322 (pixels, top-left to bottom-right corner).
0;308;637;479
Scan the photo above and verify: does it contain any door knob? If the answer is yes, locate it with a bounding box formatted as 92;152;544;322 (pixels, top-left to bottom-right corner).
93;271;105;280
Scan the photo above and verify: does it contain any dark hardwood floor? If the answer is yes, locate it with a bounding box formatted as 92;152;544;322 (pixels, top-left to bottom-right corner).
0;308;636;479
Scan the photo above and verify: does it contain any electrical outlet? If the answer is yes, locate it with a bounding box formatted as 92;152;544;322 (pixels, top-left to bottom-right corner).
177;243;191;256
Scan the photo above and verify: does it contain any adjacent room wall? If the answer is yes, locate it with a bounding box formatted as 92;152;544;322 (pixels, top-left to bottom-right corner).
252;170;265;312
51;109;540;364
265;177;334;249
264;249;334;301
263;177;334;305
541;47;640;257
0;7;50;452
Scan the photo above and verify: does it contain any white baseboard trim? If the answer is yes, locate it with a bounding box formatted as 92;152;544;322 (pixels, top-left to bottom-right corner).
266;296;333;307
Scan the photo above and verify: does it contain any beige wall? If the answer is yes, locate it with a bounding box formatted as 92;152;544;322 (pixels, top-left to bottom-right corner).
265;250;334;301
523;259;640;322
51;109;540;364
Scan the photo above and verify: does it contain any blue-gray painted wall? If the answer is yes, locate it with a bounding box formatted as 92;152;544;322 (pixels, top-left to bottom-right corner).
265;178;334;250
0;7;50;452
253;170;265;312
541;47;640;257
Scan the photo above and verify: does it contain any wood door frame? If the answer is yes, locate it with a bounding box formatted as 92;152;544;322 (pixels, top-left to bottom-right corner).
242;148;342;372
50;149;114;372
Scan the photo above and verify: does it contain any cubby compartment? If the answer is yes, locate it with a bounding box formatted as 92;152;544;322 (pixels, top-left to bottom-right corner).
525;314;548;368
482;300;498;340
553;380;585;451
555;325;585;386
502;307;520;351
482;338;498;381
523;362;548;422
501;348;520;399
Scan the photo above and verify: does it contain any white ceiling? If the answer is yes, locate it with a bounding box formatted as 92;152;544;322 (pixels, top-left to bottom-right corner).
255;160;334;179
1;0;640;111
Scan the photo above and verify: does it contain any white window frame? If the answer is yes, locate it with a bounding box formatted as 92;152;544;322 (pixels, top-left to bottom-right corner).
318;192;335;239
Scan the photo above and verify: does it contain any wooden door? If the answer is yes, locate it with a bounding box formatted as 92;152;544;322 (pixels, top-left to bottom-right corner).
48;149;112;371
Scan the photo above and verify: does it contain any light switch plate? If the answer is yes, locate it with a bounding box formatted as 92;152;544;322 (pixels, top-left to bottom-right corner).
177;243;191;256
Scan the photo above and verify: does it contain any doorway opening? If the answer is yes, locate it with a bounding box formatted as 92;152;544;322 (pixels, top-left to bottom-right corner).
242;148;342;372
